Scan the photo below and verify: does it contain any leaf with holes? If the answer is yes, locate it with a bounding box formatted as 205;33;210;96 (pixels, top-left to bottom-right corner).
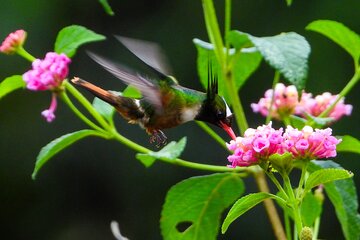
161;173;244;240
54;25;105;57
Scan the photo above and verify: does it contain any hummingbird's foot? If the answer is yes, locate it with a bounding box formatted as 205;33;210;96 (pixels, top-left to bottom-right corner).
149;130;167;148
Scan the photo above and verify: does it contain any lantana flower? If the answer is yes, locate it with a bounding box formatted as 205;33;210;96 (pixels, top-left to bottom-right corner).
0;29;27;54
227;122;284;167
252;83;352;123
23;52;71;122
251;83;299;120
296;92;352;121
227;122;341;168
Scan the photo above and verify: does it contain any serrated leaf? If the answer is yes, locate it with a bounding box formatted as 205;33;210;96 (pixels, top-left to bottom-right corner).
336;135;360;154
305;168;353;192
92;97;115;122
54;25;106;58
32;130;103;179
0;75;25;99
306;20;360;62
230;31;310;90
98;0;114;16
193;38;261;102
222;192;276;233
309;161;360;240
135;137;187;168
161;173;244;240
301;192;322;226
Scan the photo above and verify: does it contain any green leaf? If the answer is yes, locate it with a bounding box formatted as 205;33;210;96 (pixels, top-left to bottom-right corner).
229;31;310;90
92;97;115;122
136;137;187;168
0;75;25;99
161;173;244;240
122;85;142;98
54;25;106;58
336;135;360;154
98;0;114;16
286;0;293;6
222;192;276;233
32;130;102;179
193;38;261;102
301;192;322;226
289;115;307;129
304;168;353;192
309;161;360;240
306;20;360;62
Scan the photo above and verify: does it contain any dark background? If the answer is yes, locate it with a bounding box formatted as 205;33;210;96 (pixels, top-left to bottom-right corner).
1;0;359;239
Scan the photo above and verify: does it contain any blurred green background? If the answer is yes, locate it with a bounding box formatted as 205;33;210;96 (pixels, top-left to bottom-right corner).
1;0;359;239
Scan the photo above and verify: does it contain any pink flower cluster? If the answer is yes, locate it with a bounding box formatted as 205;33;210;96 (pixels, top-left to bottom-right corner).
0;29;27;54
296;92;352;121
252;83;352;122
227;123;341;168
251;83;299;120
23;52;71;91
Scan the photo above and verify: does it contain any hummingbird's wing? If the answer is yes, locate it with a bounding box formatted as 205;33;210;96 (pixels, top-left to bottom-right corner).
115;36;172;78
88;52;163;111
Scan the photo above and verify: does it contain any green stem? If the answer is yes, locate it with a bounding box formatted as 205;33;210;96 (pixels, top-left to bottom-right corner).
296;162;308;199
313;66;360;120
196;121;228;149
265;170;288;200
111;130;247;173
253;169;287;240
64;81;111;131
266;71;280;124
202;0;248;134
284;212;292;240
312;216;321;240
283;174;303;236
16;46;36;62
224;0;232;52
60;91;106;133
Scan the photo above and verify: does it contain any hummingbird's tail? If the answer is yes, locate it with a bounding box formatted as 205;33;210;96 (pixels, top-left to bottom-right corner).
71;77;145;122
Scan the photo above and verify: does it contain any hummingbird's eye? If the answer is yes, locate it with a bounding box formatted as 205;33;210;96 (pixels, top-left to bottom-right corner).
216;110;225;119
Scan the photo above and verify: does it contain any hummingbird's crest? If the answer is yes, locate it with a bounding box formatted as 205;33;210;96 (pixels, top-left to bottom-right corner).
207;61;218;101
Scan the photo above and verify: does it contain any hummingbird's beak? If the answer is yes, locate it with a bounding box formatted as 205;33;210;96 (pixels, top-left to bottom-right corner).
219;121;237;140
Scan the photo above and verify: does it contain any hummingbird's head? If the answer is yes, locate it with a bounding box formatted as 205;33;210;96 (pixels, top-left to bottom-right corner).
195;66;236;140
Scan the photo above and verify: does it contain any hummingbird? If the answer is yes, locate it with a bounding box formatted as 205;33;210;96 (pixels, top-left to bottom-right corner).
71;36;236;146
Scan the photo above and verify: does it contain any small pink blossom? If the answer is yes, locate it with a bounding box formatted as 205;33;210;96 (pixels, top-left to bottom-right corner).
227;123;341;168
41;94;57;122
296;92;352;121
23;52;71;91
0;29;27;54
251;83;299;120
282;126;341;159
226;122;284;167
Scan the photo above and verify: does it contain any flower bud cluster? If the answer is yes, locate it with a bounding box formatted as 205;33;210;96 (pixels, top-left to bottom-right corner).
23;52;71;91
252;83;352;122
0;29;27;54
